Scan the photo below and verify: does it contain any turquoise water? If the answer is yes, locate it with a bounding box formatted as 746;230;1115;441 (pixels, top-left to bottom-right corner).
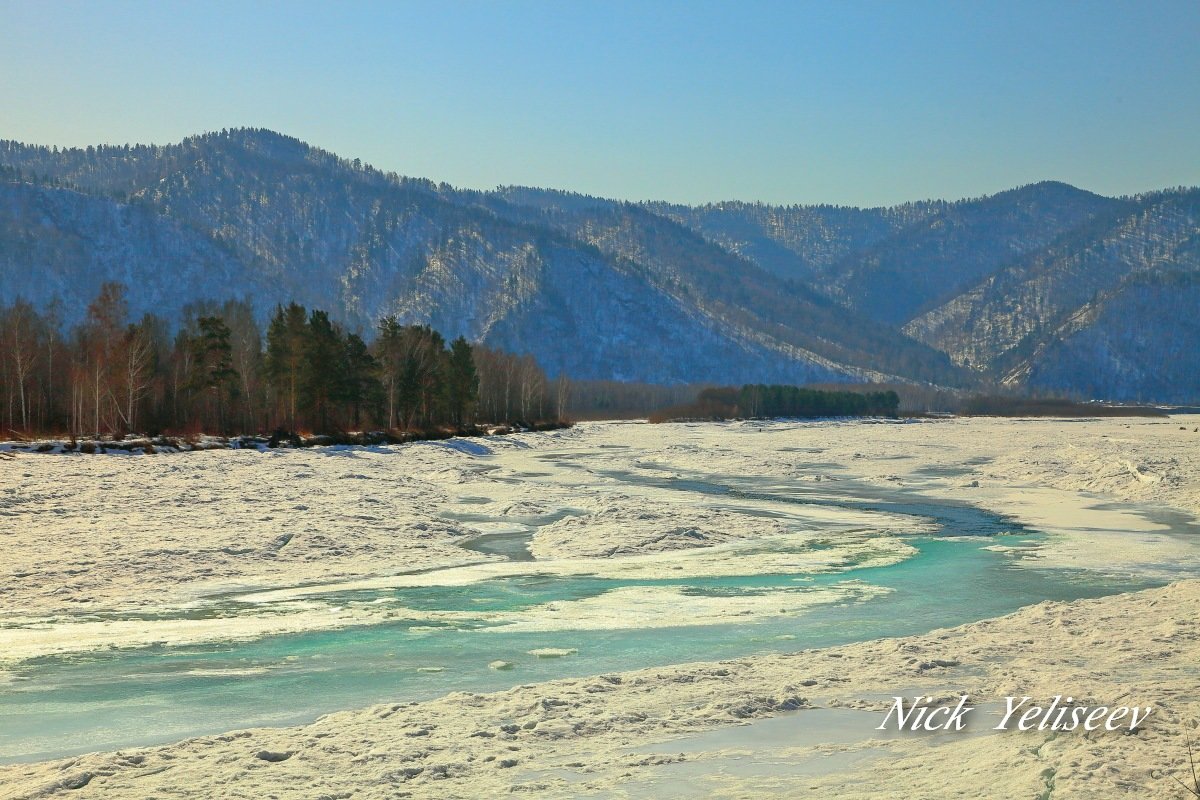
0;468;1186;764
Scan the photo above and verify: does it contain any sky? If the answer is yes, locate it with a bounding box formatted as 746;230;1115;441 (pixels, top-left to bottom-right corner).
2;0;1198;206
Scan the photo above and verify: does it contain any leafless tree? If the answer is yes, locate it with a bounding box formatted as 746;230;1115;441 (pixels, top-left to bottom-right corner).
84;282;128;434
113;322;155;433
0;301;39;432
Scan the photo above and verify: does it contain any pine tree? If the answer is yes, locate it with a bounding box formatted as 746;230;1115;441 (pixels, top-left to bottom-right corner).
300;310;344;432
413;327;446;426
379;323;446;430
445;336;478;427
265;303;308;430
189;316;238;433
340;332;379;430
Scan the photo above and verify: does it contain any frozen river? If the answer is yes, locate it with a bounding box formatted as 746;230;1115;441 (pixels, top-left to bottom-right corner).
5;422;1196;764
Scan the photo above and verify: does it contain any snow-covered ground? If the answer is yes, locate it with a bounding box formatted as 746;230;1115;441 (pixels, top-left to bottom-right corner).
1;416;1199;797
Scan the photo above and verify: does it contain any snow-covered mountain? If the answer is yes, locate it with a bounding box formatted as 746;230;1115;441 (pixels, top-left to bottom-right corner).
1;129;1197;399
902;189;1200;401
647;183;1199;402
0;130;961;386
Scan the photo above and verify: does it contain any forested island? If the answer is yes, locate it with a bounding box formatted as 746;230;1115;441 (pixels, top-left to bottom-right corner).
650;385;901;422
0;283;566;440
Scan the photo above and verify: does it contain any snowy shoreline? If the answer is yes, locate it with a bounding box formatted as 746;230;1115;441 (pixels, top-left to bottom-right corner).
0;422;572;457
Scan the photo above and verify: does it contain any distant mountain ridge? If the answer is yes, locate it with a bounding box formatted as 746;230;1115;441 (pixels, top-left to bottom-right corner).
1;129;1197;400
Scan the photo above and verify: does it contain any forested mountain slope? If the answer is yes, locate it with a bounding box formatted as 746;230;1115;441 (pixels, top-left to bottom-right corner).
902;191;1200;383
489;188;962;384
0;180;256;316
0;130;955;385
1020;270;1200;403
649;182;1199;401
644;197;941;282
1;129;1196;399
825;182;1124;326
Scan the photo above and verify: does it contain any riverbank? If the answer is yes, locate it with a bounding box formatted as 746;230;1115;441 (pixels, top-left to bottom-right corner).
0;421;572;456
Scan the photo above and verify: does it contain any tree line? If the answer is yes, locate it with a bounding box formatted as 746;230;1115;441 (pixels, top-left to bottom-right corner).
650;384;901;422
734;384;900;418
0;283;565;438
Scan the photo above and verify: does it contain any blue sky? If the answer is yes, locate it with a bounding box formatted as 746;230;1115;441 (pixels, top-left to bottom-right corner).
2;1;1197;205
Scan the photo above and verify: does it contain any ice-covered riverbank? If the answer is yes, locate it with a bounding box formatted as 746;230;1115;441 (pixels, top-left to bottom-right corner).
1;416;1199;796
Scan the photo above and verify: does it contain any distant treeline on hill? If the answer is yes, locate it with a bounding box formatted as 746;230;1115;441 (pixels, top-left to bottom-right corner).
0;283;569;438
650;384;901;423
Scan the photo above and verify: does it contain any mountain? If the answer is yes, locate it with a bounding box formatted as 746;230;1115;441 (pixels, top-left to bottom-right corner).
487;188;960;384
649;182;1199;402
903;189;1200;400
0;180;255;316
0;130;962;386
644;198;943;283
824;182;1126;326
0;129;1196;400
1020;270;1200;403
653;182;1126;326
